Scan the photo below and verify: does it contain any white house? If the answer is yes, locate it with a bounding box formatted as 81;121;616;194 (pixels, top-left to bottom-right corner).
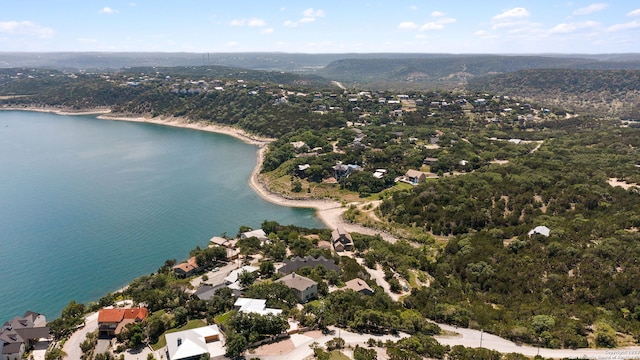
165;325;224;360
528;225;551;237
234;298;282;316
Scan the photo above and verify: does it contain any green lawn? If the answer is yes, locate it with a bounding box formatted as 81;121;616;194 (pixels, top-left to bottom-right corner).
329;350;350;360
151;319;208;350
214;310;235;326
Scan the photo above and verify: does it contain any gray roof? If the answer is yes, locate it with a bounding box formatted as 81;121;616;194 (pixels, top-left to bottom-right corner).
277;255;339;274
275;273;317;291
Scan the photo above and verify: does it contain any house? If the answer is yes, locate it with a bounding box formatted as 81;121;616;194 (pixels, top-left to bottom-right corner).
234;298;282;316
344;278;374;296
209;236;230;248
224;265;259;285
373;169;387;179
276;273;318;303
332;162;351;179
173;257;201;278
277;255;339;274
332;227;354;252
405;169;429;185
165;325;224;360
98;308;148;337
194;284;218;301
528;225;551;237
240;229;268;242
423;157;438;165
0;311;50;360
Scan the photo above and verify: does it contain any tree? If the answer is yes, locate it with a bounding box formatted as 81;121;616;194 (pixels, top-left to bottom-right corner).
595;321;617;348
173;306;189;327
326;337;345;351
354;345;377;360
225;332;248;358
45;346;67;360
238;269;256;288
259;260;275;277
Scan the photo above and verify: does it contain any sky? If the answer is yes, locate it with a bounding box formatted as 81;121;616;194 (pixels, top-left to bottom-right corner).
1;1;639;54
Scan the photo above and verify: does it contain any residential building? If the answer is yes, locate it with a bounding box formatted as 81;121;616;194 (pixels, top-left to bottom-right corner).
405;169;431;185
528;225;551;237
0;311;50;360
98;308;149;337
344;278;374;296
332;227;354;252
209;236;230;248
173;257;201;278
240;229;268;245
276;273;318;303
234;298;282;316
165;325;224;360
277;256;339;274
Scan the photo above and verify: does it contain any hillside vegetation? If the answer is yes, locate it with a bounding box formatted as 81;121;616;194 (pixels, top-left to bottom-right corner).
468;69;640;119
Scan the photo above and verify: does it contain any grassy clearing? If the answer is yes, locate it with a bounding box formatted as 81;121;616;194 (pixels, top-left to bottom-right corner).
329;350;350;360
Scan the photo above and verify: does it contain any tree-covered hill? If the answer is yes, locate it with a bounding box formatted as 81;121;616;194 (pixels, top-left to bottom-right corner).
468;69;640;119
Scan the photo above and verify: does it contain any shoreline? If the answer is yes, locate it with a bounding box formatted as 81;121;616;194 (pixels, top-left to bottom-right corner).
2;106;396;238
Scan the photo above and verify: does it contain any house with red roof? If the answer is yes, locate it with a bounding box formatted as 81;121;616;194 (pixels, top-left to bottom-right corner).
98;308;149;337
173;257;201;278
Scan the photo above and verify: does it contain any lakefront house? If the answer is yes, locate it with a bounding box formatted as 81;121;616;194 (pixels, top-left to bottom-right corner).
0;311;50;360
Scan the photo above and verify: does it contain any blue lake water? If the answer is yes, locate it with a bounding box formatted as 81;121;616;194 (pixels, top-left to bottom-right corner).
0;111;323;322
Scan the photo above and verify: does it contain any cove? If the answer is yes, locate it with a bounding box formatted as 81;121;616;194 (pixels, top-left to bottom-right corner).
0;110;323;321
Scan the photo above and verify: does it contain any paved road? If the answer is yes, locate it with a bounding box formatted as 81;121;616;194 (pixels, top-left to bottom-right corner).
435;323;640;359
63;312;98;359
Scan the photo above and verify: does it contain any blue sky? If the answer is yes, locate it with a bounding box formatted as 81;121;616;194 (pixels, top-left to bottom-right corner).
1;1;639;53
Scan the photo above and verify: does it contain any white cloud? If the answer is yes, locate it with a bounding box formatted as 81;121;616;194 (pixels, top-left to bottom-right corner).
473;30;495;38
492;7;530;21
247;18;266;27
0;20;53;38
492;21;528;30
283;20;298;27
549;21;599;34
627;9;640;17
420;17;456;31
573;3;608;15
421;23;444;31
607;20;640;32
230;18;266;27
77;37;97;43
261;28;274;34
410;5;418;11
302;8;325;18
432;11;445;17
299;17;315;23
398;21;419;30
100;7;117;14
226;41;238;47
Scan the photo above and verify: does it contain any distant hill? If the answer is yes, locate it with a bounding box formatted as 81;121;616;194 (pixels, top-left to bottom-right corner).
0;52;488;72
316;55;640;89
468;68;640;119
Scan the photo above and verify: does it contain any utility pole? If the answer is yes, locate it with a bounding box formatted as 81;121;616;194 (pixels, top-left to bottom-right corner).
480;329;483;348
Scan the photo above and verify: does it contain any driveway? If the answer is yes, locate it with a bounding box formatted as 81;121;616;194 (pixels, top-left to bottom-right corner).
254;326;408;360
63;312;98;359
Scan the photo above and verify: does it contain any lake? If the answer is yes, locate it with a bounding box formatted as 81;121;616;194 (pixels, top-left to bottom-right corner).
0;111;323;321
